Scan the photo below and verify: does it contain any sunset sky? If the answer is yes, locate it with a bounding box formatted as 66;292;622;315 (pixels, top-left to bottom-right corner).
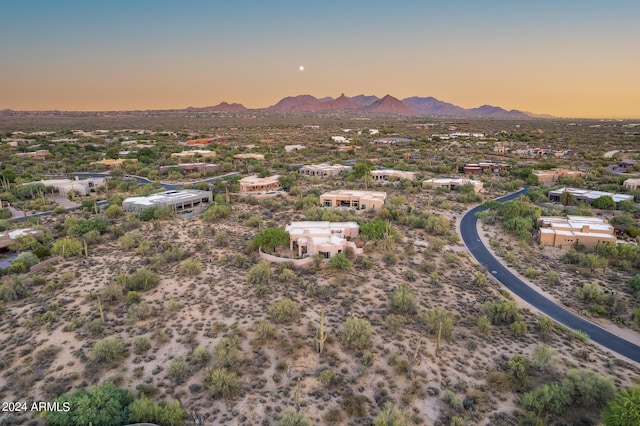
1;1;639;118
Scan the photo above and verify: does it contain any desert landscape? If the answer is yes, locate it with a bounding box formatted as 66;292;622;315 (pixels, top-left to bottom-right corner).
1;112;640;425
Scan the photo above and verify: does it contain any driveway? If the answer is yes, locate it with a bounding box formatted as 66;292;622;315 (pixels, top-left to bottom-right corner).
460;188;640;364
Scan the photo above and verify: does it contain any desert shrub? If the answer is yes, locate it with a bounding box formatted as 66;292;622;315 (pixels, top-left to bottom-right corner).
268;298;301;324
127;301;152;322
628;274;640;292
244;215;262;228
204;368;239;399
277;410;312;426
191;346;211;367
602;387;640;426
510;321;528;337
214;336;242;369
342;393;369;417
133;337;151;354
164;298;181;312
247;261;271;285
388;283;417;314
482;299;522;325
421;307;455;340
571;329;590;342
118;232;144;250
342;317;373;351
51;236;83;257
167;357;189;384
253;319;278;344
319;369;342;387
328;252;353;270
374;402;410;426
125;269;160;291
125;291;142;305
202;203;231;222
386;314;405;332
0;277;31;302
179;257;202;276
278;267;297;283
88;338;127;369
129;397;185;426
322;407;344;424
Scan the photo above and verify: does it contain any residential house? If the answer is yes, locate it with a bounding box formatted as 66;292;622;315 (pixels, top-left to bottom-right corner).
299;163;352;178
285;221;360;258
623;178;640;191
92;158;138;168
463;162;510;176
171;150;216;159
122;189;213;213
159;163;220;174
548;187;634;208
15;150;50;160
537;216;617;250
239;175;280;192
533;168;584;186
38;177;106;197
370;169;416;183
422;178;483;193
233;153;265;161
319;190;387;210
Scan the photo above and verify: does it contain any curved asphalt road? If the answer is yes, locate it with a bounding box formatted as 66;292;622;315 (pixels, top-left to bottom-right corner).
461;187;640;364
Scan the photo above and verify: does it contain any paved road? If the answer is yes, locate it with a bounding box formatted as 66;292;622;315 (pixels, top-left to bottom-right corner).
72;172;240;190
460;188;640;364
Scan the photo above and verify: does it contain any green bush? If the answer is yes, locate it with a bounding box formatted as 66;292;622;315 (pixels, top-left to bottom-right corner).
328;252;353;270
247;261;271;285
482;299;522;325
124;269;160;291
374;402;410;426
268;298;301;324
214;336;242;369
133;337;151;354
167;357;189;384
602;387;640;426
191;346;211;367
342;317;373;351
202;203;231;222
88;338;127;369
388;283;417;314
129;397;185;426
204;368;240;399
179;257;202;276
277;410;312;426
51;236;83;257
421;307;455;340
46;382;134;426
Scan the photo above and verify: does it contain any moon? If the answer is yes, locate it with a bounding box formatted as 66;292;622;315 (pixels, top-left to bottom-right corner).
299;65;304;72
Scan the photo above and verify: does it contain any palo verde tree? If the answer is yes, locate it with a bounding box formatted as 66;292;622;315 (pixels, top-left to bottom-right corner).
248;228;290;253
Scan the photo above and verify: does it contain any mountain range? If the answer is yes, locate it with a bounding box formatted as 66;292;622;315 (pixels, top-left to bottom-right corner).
237;94;534;118
0;95;545;118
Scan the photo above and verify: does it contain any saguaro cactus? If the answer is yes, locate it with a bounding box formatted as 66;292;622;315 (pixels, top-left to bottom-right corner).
315;310;328;357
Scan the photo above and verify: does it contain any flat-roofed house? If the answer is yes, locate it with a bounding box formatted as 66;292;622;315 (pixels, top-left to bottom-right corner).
38;177;106;197
285;221;360;258
463;162;510;176
158;163;220;174
370;169;416;183
239;175;280;192
422;178;483;193
537;216;617;250
171;150;216;159
623;178;640;191
548;187;634;208
122;189;213;213
15;150;50;160
299;163;352;177
92;158;139;168
233;153;265;161
319;190;387;210
533;168;584;186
